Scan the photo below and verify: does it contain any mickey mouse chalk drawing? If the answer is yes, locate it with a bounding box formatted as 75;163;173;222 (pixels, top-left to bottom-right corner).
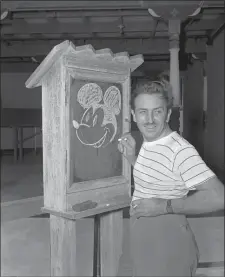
72;83;121;148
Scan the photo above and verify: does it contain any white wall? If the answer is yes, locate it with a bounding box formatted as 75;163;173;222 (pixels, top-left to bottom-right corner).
1;73;41;109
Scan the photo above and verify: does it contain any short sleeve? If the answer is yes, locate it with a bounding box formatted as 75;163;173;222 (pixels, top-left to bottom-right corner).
173;146;215;189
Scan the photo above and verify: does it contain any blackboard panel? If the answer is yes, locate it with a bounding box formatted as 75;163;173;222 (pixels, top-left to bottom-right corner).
70;79;123;183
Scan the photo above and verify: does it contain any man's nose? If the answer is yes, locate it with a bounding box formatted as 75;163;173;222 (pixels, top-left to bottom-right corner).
146;112;154;123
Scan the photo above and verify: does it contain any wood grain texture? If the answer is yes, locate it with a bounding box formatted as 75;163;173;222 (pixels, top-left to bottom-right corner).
50;215;77;276
122;77;132;196
42;195;130;220
65;56;130;76
41;60;67;210
25;40;144;88
68;176;128;194
24;41;144;277
67;182;129;212
67;67;128;83
100;210;124;276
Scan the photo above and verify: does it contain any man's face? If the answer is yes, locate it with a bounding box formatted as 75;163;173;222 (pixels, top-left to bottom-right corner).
131;93;171;142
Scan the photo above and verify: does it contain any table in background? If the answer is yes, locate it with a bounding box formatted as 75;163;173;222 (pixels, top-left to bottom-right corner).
1;108;42;162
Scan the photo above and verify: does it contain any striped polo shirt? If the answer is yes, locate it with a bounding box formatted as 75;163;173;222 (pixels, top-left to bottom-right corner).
132;131;215;201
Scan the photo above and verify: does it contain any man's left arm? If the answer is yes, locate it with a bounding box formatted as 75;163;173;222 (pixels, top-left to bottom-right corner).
130;177;224;218
171;176;224;215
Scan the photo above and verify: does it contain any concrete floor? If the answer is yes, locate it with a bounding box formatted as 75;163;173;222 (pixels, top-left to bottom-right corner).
1;152;224;276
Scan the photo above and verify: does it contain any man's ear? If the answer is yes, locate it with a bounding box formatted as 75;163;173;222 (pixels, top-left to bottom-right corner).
131;110;137;123
166;108;172;123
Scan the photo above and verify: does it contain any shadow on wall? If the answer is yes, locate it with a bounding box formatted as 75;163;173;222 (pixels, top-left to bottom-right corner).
169;107;180;132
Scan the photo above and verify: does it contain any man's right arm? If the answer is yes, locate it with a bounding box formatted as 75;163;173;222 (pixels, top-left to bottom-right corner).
118;133;137;166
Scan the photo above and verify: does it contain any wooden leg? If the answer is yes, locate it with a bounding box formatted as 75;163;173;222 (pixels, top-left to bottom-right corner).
100;210;123;277
93;215;101;277
18;127;23;162
50;215;77;276
33;127;37;155
13;127;18;162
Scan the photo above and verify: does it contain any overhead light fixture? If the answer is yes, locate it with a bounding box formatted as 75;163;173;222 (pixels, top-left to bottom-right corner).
192;53;199;60
31;57;39;63
1;9;9;20
148;8;160;18
189;7;202;17
189;1;204;17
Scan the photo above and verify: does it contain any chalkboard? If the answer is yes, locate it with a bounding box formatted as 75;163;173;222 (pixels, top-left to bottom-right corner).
70;79;123;183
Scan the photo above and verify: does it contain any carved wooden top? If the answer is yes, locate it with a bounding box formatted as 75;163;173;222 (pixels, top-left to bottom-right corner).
25;40;144;88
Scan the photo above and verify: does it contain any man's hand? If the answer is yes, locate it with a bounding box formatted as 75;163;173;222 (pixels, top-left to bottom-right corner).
130;198;168;218
118;133;136;166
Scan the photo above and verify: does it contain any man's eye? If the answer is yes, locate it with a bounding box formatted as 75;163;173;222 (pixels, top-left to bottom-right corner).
154;109;163;114
139;110;146;114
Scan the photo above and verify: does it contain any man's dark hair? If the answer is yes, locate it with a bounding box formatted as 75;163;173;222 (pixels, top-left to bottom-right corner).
131;78;173;110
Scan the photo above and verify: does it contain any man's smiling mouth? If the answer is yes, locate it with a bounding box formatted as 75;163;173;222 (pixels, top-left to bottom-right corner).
145;125;156;130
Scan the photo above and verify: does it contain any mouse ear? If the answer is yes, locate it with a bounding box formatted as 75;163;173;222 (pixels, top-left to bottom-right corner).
103;86;121;115
77;83;103;109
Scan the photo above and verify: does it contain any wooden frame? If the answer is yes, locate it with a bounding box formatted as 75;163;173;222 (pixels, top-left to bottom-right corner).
64;64;132;216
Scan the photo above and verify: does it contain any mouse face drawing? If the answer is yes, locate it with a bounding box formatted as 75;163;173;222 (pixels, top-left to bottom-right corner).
72;83;121;148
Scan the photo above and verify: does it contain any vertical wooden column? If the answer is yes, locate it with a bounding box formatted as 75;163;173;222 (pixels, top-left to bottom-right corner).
169;19;182;134
100;210;123;276
50;215;77;276
18;127;23;162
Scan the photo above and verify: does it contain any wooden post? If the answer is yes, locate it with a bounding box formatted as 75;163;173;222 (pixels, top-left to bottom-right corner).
93;215;101;277
13;127;18;162
169;18;180;106
33;127;37;155
100;210;123;276
145;3;202;135
18;127;23;162
50;215;77;276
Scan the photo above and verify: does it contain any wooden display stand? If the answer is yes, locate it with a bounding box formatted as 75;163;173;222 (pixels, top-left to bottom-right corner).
26;41;143;276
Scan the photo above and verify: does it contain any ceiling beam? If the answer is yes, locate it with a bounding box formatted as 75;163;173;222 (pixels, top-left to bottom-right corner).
207;22;225;45
1;37;207;58
206;14;225;44
1;17;210;39
2;1;224;12
1;1;144;11
1;17;158;35
6;10;150;19
0;59;171;74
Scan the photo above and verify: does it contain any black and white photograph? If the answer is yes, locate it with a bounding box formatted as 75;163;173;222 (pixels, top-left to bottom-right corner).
1;1;224;276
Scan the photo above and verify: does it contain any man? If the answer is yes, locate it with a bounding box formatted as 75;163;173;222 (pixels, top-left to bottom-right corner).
118;78;224;276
